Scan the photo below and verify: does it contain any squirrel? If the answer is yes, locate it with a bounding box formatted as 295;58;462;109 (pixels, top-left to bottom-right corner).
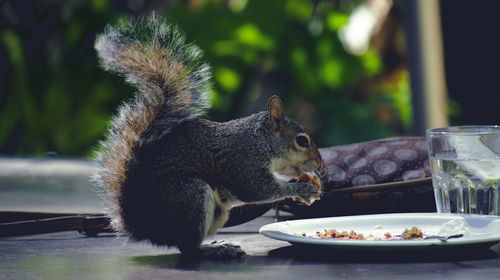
92;15;324;258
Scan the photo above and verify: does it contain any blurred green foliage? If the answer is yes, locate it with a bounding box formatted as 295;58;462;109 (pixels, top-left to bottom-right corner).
0;0;411;157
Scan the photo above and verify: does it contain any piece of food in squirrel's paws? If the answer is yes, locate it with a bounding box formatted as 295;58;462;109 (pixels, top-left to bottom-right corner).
290;173;322;204
289;173;322;190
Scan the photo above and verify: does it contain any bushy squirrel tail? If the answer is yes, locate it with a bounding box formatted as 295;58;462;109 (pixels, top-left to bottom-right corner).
92;15;211;228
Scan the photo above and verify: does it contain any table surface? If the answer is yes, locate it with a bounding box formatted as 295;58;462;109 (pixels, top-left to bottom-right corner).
1;158;500;280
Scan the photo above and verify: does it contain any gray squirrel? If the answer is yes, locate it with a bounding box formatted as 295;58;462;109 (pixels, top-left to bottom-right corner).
93;15;324;258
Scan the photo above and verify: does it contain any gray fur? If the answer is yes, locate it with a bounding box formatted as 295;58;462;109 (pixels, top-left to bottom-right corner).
93;15;323;257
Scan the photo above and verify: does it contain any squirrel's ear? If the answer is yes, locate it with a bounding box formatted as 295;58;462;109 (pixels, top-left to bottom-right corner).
267;95;285;120
267;95;286;133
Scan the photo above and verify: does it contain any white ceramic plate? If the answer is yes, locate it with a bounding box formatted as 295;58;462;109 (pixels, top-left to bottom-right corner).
259;213;500;252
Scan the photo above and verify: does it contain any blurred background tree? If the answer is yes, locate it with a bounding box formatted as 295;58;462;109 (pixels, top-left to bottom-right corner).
0;0;412;157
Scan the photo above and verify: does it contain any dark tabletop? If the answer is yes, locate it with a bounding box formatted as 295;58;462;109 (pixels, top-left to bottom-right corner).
1;158;500;280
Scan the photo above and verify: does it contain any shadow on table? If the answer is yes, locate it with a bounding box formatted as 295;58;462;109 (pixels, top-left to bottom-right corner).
267;243;500;263
131;243;500;272
132;253;247;271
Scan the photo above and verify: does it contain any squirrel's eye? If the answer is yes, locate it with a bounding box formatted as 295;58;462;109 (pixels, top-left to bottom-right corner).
296;135;309;148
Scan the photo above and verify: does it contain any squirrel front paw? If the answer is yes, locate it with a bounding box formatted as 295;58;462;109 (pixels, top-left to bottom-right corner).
289;182;322;205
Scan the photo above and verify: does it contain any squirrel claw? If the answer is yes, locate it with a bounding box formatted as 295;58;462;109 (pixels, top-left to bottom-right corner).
291;195;320;206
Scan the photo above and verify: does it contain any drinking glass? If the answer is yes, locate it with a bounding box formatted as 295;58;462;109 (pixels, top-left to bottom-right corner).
427;126;500;215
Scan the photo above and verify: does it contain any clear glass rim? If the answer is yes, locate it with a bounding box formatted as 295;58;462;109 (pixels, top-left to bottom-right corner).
426;125;500;135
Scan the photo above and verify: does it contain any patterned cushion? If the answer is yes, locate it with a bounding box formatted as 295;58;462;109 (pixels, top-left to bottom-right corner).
320;136;431;190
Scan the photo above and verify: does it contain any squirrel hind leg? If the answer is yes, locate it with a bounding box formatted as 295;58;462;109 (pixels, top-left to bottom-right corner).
181;242;246;260
176;186;245;259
